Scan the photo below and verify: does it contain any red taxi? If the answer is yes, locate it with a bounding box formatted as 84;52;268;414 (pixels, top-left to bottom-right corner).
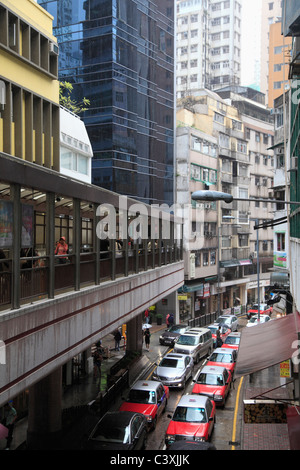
119;380;169;430
165;394;215;447
206;347;237;374
222;332;241;350
247;303;272;319
192;365;232;406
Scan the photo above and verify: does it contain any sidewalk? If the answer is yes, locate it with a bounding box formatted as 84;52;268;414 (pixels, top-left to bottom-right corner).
1;323;167;450
241;364;299;450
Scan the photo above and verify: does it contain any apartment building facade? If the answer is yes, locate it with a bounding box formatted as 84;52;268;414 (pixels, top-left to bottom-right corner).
176;89;255;318
0;0;60;168
268;20;292;108
176;0;241;99
260;0;284;99
176;119;219;319
217;86;275;305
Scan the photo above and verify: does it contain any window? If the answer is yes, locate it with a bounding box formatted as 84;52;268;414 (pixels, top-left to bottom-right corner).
276;232;285;251
239;188;248;199
239;234;248;247
219;133;229;148
203;252;209;266
237;140;247;153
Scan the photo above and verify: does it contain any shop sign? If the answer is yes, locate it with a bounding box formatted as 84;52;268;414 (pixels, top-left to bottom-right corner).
280;360;291;378
178;295;188;301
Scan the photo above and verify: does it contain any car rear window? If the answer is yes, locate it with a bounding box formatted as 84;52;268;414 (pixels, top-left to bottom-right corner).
160;358;184;368
209;352;233;363
197;372;224;385
173;406;206;423
128;390;156;404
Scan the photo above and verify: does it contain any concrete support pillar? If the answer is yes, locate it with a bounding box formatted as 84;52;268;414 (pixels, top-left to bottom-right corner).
27;368;62;449
126;315;143;354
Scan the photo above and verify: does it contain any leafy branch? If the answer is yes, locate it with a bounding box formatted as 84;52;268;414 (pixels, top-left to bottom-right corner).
59;81;90;114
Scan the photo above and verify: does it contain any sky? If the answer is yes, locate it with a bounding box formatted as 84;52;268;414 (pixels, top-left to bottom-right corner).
241;0;262;89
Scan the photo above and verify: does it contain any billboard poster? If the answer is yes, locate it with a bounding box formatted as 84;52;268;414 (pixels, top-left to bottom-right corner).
0;200;13;247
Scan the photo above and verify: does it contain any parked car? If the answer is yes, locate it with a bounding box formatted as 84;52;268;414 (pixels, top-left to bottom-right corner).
222;332;241;350
84;411;148;450
165;394;216;447
246;314;271;327
247;303;273;319
159;324;190;346
206;347;237;374
207;323;232;346
215;314;238;331
119;380;169;430
192;365;232;406
152;352;194;389
174;328;213;363
167;440;217;451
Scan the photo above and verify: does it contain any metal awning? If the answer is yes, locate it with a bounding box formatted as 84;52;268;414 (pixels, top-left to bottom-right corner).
178;282;204;293
267;141;284;151
270;272;289;287
220;259;240;268
234;313;300;378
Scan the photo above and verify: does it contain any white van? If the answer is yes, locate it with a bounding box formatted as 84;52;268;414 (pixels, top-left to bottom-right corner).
174;328;213;364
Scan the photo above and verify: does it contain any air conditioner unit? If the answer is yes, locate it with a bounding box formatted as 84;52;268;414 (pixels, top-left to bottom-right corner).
49;42;59;55
291;156;298;171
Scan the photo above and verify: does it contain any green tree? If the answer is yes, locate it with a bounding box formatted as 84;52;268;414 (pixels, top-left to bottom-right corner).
59;81;90;114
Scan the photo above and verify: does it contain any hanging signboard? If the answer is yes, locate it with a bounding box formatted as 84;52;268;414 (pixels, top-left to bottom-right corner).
280;360;291;378
243;400;288;423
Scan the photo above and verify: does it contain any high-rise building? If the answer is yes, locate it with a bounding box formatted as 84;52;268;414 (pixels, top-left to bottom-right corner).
176;0;241;98
209;0;241;90
268;20;292;108
176;0;211;97
260;0;284;99
38;0;175;206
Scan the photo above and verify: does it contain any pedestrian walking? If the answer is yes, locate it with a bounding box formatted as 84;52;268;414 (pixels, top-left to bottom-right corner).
2;402;17;450
92;343;103;382
166;313;170;327
216;326;223;348
144;308;150;324
113;329;122;351
54;236;68;264
169;313;174;326
144;328;151;351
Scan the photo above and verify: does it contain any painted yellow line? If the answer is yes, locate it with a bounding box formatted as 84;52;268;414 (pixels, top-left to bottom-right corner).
231;376;244;450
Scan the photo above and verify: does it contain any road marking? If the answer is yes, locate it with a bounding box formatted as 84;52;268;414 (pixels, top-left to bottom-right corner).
231;376;244;450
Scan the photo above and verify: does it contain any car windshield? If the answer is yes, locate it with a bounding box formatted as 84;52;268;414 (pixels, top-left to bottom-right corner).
128;389;156;404
177;335;198;346
217;316;229;324
209;352;233;363
92;421;130;444
197;372;224;385
249;316;258;323
173;406;207;423
160;358;184;369
208;326;218;334
225;336;240;345
168;325;185;333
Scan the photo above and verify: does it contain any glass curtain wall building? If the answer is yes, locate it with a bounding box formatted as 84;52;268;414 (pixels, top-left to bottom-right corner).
38;0;175;206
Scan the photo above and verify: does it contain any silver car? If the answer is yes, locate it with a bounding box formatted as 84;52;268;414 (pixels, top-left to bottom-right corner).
152;353;194;389
215;314;238;331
